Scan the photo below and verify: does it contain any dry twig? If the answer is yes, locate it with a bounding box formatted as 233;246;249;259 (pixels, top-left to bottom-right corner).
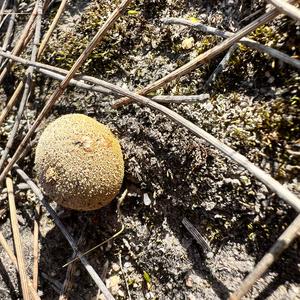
113;7;287;108
119;253;132;300
0;0;8;25
59;226;86;300
33;204;41;291
160;17;300;70
229;213;300;300
268;0;300;22
0;0;39;83
182;217;211;252
6;174;30;300
63;189;127;267
151;94;210;103
204;44;238;88
0;0;17;66
0;0;43;172
0;0;132;182
0;231;41;300
38;0;68;57
13;165;115;300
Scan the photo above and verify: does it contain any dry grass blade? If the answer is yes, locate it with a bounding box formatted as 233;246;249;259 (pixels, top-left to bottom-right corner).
112;7;283;108
182;217;211;252
161;17;300;70
13;165;116;300
229;213;300;300
0;231;41;300
6;174;30;300
0;0;132;184
0;0;43;172
33;204;41;291
268;0;300;21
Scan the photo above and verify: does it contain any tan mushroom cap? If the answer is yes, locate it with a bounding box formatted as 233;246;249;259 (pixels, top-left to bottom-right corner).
35;114;124;211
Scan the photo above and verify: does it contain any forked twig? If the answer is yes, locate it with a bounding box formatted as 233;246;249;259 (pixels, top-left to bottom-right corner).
229;213;300;300
268;0;300;21
0;231;41;300
0;0;132;183
13;165;115;300
6;174;31;300
160;17;300;70
112;7;286;108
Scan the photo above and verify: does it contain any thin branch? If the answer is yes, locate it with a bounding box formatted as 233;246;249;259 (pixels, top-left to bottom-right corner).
0;0;132;180
112;7;286;108
33;204;41;291
0;0;43;172
204;44;238;88
229;213;300;300
0;231;41;300
160;17;300;70
6;174;31;300
13;165;115;300
268;0;300;22
38;0;68;57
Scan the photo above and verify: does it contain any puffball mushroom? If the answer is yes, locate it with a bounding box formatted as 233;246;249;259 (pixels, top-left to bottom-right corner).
35;114;124;211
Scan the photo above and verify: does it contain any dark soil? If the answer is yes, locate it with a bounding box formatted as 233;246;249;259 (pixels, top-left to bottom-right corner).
0;0;299;299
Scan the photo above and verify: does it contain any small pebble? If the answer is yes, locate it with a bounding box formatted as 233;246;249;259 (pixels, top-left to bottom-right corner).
143;193;151;206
